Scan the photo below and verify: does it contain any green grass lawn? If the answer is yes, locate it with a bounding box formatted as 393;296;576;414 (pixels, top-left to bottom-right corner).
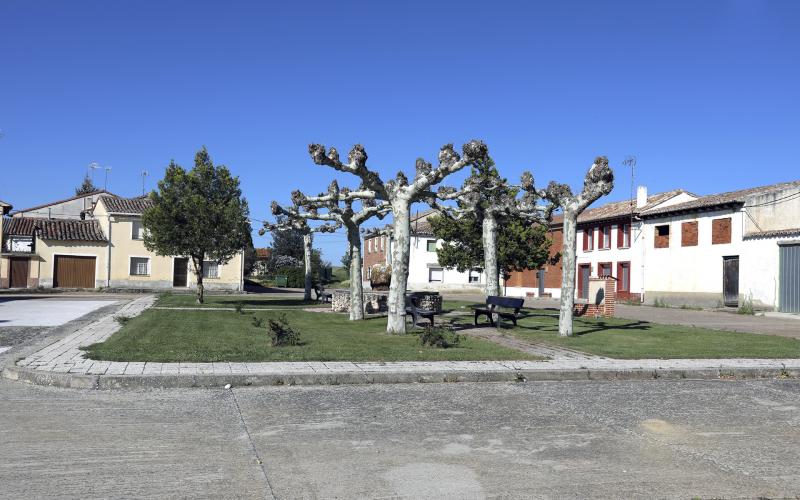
156;293;323;309
83;309;537;363
445;307;800;359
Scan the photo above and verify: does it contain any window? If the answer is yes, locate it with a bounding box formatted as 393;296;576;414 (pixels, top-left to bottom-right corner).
131;220;145;240
203;261;219;279
583;228;594;251
130;257;149;276
618;223;631;248
617;262;630;292
428;267;443;283
654;224;670;248
426;240;437;252
468;269;481;283
380;237;385;251
598;262;612;278
681;221;698;247
7;236;34;253
600;226;611;249
368;239;372;253
712;217;732;245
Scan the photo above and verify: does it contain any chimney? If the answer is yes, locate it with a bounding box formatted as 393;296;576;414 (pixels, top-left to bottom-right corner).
636;186;648;209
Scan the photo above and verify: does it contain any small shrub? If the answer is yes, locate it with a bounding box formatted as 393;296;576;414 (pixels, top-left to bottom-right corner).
114;315;132;326
234;301;245;314
419;326;462;349
267;314;301;347
652;298;668;308
738;294;755;315
251;315;264;328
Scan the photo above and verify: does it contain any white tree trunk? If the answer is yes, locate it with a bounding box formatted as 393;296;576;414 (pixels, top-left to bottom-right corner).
482;212;500;297
347;225;364;321
303;233;313;301
387;198;411;334
558;208;578;336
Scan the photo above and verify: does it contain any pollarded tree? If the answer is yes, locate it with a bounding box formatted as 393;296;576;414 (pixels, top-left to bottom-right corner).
543;156;614;337
261;209;339;301
290;181;391;320
143;147;251;304
430;156;555;296
308;141;488;334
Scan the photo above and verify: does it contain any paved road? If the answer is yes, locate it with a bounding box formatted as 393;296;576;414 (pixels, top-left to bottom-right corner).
0;296;118;327
1;378;798;499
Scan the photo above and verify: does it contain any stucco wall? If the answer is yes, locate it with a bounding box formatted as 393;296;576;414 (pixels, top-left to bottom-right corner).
575;220;643;299
744;186;800;235
36;239;108;288
102;214;242;290
13;192;105;220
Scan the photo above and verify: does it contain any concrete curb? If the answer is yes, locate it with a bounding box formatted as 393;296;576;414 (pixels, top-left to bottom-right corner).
5;363;797;390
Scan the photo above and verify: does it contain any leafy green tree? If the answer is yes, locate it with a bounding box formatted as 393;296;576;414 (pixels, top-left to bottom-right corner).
340;248;352;275
75;174;98;195
429;212;554;280
142;147;251;304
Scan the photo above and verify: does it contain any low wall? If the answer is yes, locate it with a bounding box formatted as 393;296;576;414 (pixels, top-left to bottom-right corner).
573;278;616;318
332;290;443;314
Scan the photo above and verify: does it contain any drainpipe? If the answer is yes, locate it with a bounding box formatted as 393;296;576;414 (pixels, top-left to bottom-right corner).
106;215;113;287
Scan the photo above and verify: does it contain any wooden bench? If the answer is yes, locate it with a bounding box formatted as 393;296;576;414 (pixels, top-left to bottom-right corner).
314;284;332;303
405;295;436;327
473;296;525;327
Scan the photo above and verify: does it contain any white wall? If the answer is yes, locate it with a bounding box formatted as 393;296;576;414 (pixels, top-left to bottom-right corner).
407;235;483;291
575;222;642;295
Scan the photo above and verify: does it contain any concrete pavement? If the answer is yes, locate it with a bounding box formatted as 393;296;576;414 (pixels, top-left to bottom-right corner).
1;378;799;498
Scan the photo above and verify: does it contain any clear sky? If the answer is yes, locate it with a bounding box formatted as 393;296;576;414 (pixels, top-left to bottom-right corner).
1;1;798;262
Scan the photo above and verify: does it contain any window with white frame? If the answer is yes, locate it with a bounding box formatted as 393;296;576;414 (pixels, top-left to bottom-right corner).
601;226;611;249
131;220;145;240
368;239;372;253
381;237;385;251
428;267;443;283
203;260;219;278
468;269;481;283
426;240;437;252
129;257;150;276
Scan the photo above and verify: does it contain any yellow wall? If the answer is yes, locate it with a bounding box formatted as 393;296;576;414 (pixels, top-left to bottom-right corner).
35;239;108;287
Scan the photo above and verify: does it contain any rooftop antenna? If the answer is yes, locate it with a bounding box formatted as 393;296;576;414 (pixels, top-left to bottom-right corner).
622;155;637;214
141;170;148;195
88;162;100;183
104;166;112;191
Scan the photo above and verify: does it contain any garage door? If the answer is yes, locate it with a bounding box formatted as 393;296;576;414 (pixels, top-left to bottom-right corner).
54;256;96;288
780;243;800;313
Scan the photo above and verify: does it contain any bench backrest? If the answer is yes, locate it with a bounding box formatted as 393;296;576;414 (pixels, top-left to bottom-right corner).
486;295;524;310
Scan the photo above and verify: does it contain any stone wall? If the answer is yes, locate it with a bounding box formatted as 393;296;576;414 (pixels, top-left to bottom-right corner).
331;290;442;314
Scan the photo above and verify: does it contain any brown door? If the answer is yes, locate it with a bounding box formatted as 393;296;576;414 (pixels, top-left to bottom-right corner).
54;256;96;288
9;257;30;288
723;256;739;307
173;258;189;287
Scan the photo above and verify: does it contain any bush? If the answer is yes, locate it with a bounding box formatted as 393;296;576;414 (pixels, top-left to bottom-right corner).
114;315;132;326
370;263;391;290
234;301;244;314
419;326;462;349
276;266;306;288
738;294;755;315
251;315;264;328
267;314;301;347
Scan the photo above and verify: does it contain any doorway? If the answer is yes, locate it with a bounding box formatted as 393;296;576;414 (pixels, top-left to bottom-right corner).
578;264;591;299
9;257;29;288
723;256;739;307
173;258;189;287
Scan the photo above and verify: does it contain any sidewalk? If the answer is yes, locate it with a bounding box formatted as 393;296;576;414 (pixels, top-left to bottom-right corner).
4;295;800;389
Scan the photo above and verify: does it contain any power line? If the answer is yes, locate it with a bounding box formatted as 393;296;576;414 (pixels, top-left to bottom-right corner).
743;190;800;208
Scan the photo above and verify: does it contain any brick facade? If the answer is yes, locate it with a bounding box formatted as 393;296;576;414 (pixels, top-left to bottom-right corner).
712;217;732;244
362;234;388;279
654;224;670;248
506;226;563;291
681;221;698;247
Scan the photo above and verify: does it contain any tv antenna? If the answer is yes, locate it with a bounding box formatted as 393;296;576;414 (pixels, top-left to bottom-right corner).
88;162;100;182
141;170;148;195
103;166;112;190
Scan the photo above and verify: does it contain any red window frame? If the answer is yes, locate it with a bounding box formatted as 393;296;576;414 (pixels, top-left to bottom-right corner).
617;223;631;248
597;262;613;278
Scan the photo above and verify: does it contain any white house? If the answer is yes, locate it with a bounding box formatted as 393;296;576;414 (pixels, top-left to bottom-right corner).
362;210;485;291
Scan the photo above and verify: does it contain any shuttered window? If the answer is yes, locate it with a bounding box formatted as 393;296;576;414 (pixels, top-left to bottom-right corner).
618;223;631;248
428;267;443;282
130;257;149;276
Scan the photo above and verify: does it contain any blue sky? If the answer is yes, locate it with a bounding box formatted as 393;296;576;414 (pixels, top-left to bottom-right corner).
1;1;798;262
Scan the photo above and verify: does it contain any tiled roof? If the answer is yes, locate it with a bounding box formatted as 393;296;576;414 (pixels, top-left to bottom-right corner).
11;190;116;214
99;195;153;215
641;180;800;218
3;217;107;242
550;189;692;226
256;248;272;259
410;210;436;236
743;227;800;240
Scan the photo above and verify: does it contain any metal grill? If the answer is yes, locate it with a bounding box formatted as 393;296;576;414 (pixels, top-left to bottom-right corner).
779;243;800;313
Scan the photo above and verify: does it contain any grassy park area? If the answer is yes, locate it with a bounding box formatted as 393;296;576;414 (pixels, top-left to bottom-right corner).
83;294;800;362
